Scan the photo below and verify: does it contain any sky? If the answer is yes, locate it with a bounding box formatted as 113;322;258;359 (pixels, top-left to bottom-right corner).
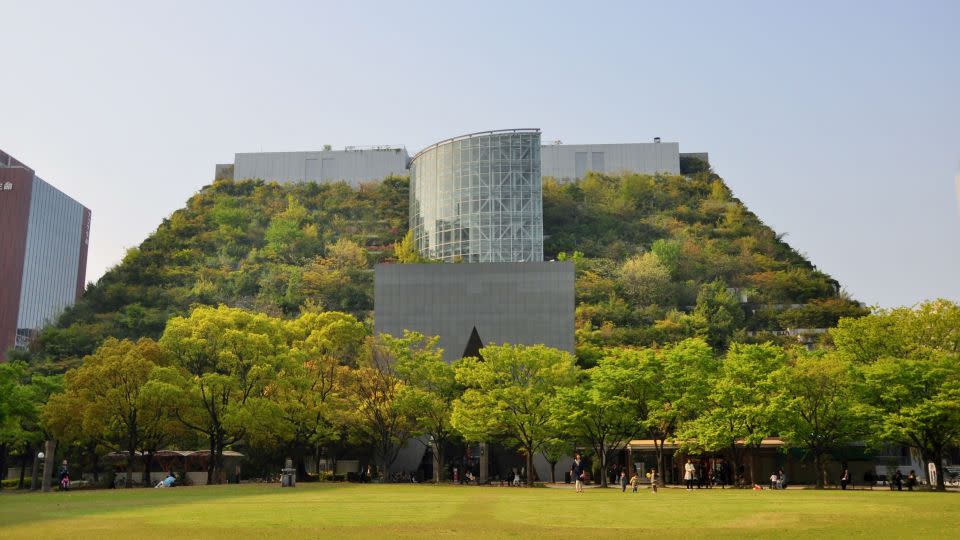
1;0;957;308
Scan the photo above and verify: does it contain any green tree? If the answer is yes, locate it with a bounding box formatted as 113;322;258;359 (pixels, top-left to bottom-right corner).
679;343;784;486
159;305;286;484
42;338;175;486
392;331;460;483
693;280;744;350
275;311;367;479
643;338;715;486
394;230;429;263
773;351;867;488
348;334;417;482
452;344;578;485
833;300;960;491
552;359;636;487
619;252;672;306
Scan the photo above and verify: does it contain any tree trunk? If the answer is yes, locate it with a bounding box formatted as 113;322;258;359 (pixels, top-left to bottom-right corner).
437;448;445;483
0;443;7;481
30;444;40;491
19;443;29;489
814;452;825;489
933;450;946;492
654;439;666;486
549;460;557;483
525;451;534;485
599;447;608;488
142;452;153;487
41;440;55;492
207;435;216;485
126;444;136;487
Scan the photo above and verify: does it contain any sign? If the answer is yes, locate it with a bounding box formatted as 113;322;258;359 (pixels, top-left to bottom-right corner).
0;181;13;191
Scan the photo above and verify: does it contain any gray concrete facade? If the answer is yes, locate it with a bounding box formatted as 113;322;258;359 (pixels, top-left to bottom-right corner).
541;141;681;180
374;262;574;362
225;147;409;187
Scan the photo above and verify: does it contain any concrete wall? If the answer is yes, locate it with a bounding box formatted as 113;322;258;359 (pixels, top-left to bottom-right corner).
374;262;575;362
233;148;409;187
541;142;680;181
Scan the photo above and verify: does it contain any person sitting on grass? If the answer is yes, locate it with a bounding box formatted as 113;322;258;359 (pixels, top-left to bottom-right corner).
155;472;176;488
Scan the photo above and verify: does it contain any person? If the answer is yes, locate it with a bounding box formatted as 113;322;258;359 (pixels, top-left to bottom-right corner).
893;470;903;491
155;471;176;488
58;460;70;491
770;472;778;490
512;469;521;487
778;468;786;489
453;467;459;484
841;466;850;490
684;459;695;490
572;453;586;493
649;468;658;493
619;468;627;492
630;472;640;493
907;470;917;491
465;470;475;484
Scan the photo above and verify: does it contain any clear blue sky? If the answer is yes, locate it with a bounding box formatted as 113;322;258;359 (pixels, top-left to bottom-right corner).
1;0;957;308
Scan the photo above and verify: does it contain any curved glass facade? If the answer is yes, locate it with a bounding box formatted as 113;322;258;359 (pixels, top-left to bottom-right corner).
410;129;543;262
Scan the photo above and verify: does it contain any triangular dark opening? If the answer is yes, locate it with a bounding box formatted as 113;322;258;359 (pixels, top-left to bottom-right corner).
461;326;484;360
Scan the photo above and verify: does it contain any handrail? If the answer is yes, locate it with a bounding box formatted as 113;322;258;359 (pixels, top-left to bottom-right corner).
411;128;540;162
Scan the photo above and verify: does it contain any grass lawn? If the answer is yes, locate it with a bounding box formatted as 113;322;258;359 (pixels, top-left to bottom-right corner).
1;483;958;539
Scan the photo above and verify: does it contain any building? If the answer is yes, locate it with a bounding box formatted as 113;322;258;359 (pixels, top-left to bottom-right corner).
216;138;707;187
0;149;90;361
218;146;410;188
410;129;543;263
541;139;681;180
374;261;574;362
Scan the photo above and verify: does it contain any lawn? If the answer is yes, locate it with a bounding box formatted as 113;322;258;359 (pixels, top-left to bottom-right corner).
1;483;958;539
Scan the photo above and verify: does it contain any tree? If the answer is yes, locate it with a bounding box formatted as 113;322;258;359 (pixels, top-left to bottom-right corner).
43;338;178;487
619;252;672;306
159;305;285;484
693;280;744;350
452;344;578;485
679;342;783;486
773;350;867;488
392;331;460;483
642;338;715;486
860;353;960;491
834;300;960;491
348;334;417;482
551;360;636;487
539;437;571;484
394;230;429;263
275;311;367;479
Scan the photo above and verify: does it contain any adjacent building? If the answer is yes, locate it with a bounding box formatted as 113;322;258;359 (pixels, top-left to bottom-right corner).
0;149;90;361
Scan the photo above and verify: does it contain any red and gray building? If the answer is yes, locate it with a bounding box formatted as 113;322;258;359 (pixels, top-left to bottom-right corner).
0;149;90;361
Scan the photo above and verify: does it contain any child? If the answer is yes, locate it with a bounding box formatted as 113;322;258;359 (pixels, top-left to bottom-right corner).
648;469;658;493
630;473;640;493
